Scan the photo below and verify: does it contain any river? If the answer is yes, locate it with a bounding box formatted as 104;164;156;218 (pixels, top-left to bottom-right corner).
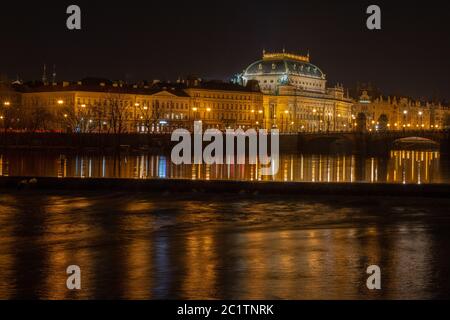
0;150;449;299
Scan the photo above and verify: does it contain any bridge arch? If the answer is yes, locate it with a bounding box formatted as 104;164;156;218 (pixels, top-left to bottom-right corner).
392;136;440;150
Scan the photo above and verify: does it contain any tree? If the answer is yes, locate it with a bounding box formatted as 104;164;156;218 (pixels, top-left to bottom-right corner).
137;102;153;133
105;93;129;134
377;114;389;131
27;106;55;132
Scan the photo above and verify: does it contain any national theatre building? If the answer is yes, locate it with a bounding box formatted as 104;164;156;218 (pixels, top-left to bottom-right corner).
238;51;354;132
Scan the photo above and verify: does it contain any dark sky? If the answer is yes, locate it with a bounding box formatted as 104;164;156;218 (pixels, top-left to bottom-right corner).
1;0;449;100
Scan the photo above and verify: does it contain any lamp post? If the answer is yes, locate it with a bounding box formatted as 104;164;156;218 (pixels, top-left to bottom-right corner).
403;110;408;132
284;110;289;133
251;109;255;129
418;111;423;131
258;109;264;130
1;101;10;133
191;107;198;130
312;109;317;132
134;102;140;133
206;107;211;129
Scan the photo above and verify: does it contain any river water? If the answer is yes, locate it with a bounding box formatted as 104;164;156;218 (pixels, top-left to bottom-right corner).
0;150;450;299
1;150;449;183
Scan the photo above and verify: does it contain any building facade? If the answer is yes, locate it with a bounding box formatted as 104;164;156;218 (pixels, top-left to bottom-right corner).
3;52;449;133
17;79;263;133
353;90;450;131
239;51;354;132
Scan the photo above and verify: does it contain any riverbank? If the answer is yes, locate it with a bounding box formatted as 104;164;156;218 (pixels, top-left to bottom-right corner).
1;131;449;155
1;176;449;198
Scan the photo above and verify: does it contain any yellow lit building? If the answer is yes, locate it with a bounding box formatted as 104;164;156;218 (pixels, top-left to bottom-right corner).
20;81;191;132
18;79;263;132
184;80;263;130
240;51;354;132
353;90;450;131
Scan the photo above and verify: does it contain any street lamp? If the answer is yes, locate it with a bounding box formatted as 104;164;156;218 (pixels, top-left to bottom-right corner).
403;110;408;131
57;100;64;105
313;109;317;132
418;111;423;129
283;110;290;133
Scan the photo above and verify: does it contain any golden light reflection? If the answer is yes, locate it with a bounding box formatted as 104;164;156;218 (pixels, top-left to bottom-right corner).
0;151;445;184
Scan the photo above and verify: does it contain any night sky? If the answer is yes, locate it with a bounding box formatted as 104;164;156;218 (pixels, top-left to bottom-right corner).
1;0;449;100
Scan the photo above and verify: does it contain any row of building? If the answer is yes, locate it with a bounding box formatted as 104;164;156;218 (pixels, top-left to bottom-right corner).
0;51;448;133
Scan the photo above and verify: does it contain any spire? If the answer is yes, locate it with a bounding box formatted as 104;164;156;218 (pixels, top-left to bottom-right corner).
42;64;47;84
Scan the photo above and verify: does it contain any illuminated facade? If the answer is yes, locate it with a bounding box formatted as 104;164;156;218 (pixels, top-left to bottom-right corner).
240;51;354;132
353;90;450;131
20;82;191;133
184;81;263;130
6;53;449;133
18;80;263;132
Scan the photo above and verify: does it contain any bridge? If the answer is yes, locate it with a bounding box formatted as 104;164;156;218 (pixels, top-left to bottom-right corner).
290;130;450;154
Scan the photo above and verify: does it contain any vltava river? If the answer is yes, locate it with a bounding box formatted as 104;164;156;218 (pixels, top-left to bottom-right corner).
1;150;450;299
0;191;449;299
0;150;449;183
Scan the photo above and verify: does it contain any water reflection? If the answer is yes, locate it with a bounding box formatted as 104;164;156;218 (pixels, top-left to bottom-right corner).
0;192;448;299
0;150;448;184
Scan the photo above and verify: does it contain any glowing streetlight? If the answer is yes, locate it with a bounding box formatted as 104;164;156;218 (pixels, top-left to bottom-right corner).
80;104;86;108
3;101;10;106
206;108;211;112
57;100;64;105
192;107;198;112
63;114;68;118
258;110;263;114
403;110;408;115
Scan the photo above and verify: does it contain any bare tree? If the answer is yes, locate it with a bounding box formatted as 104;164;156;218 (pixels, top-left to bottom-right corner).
27;106;55;132
105;92;129;134
137;102;153;133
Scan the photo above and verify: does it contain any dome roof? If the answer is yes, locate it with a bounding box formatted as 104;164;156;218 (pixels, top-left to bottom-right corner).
243;52;325;79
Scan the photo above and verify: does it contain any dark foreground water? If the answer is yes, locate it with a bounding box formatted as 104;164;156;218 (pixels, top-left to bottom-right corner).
1;190;450;299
